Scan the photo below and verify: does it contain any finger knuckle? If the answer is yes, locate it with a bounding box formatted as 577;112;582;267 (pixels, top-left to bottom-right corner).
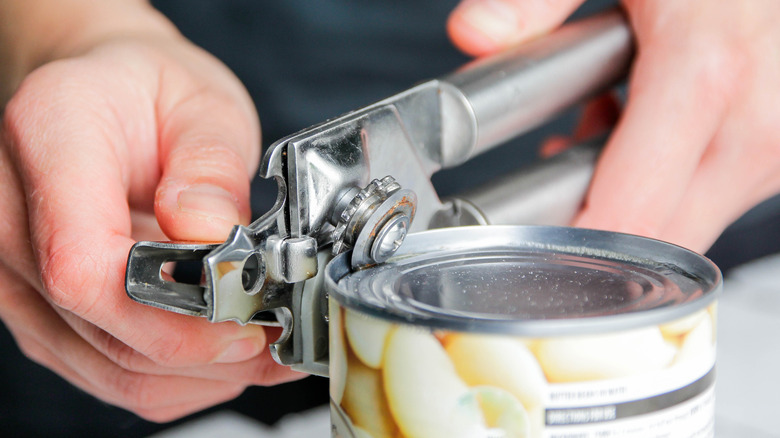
690;40;747;107
39;241;90;314
4;68;52;124
103;334;145;372
161;89;258;170
168;136;247;178
142;332;187;367
111;370;159;411
132;384;246;423
4;61;88;140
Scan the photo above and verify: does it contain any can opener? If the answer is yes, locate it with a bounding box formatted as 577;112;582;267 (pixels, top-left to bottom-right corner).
126;9;632;376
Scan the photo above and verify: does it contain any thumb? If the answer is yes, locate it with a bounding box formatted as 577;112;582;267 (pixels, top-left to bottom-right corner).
448;0;586;56
154;81;261;242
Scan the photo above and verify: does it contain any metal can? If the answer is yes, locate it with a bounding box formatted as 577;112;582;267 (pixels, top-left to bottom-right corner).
325;226;721;438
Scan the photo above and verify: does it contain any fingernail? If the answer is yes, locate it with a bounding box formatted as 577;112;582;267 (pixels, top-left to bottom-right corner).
457;0;521;44
178;184;240;224
215;338;262;364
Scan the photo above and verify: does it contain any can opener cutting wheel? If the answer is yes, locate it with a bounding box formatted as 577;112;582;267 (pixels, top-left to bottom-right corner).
126;9;632;376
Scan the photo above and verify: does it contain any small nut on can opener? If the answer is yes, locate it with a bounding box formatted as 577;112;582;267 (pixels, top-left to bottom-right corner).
125;9;633;376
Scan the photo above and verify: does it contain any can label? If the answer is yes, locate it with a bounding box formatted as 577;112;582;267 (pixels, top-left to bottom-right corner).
329;299;717;438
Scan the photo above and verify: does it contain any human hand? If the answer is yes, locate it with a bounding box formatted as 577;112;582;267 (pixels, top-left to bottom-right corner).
448;0;780;253
0;1;302;422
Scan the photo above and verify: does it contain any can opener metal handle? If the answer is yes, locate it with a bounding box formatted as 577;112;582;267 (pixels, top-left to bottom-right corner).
125;9;632;376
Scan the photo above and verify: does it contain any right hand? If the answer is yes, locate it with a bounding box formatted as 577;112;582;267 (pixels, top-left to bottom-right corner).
0;1;302;422
448;0;780;254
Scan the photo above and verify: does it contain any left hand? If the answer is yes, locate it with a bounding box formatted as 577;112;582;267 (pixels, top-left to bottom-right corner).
0;1;303;421
448;0;780;253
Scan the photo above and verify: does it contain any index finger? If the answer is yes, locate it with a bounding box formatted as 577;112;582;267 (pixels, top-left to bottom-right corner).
573;28;738;242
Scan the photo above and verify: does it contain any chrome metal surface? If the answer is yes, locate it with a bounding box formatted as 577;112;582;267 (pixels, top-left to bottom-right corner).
449;137;602;227
329;175;417;268
125;242;216;317
126;8;634;375
347;188;416;269
439;8;632;163
327;226;722;336
370;213;410;264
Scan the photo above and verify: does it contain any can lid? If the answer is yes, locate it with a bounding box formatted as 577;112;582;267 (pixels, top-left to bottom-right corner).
325;226;722;335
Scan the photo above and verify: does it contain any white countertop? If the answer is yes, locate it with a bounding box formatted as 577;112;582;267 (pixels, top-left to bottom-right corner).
711;254;780;437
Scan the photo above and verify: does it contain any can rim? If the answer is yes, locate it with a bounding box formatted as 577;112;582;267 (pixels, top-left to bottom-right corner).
325;226;722;336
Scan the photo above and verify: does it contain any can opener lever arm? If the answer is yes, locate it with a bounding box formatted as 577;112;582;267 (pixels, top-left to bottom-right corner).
125;8;633;375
